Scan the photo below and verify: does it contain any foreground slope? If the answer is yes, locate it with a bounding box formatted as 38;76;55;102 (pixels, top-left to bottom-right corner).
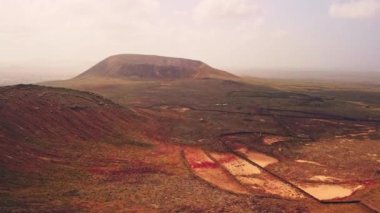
0;85;176;212
0;84;272;212
0;85;142;143
76;54;238;80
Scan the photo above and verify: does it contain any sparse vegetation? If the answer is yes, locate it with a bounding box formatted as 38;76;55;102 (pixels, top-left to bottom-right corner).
1;57;379;212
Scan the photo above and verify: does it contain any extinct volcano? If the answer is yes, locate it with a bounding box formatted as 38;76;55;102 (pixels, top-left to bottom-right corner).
76;54;237;80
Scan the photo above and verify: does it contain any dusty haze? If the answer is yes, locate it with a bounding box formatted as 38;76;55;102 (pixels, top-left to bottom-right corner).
1;0;380;84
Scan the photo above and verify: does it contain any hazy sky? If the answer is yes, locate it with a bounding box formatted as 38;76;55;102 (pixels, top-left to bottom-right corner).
1;0;380;78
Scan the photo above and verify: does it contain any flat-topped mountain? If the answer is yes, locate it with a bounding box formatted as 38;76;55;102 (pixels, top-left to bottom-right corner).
76;54;238;80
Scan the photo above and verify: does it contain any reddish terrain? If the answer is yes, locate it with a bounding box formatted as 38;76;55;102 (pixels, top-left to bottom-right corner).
0;84;162;177
76;54;237;80
2;55;380;212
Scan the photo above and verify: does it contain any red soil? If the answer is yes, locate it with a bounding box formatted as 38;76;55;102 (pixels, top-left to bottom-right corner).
88;166;162;175
189;161;219;169
183;147;250;195
215;155;237;164
77;54;237;80
0;85;155;173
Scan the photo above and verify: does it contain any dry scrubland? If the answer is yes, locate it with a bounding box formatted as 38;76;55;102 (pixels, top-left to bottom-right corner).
1;55;380;212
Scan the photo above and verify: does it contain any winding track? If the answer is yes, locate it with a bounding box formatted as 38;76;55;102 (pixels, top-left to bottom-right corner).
183;144;378;212
138;103;379;212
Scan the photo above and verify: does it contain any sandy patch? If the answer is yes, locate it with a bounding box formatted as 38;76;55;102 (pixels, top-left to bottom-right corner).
258;176;305;200
209;152;303;200
183;147;249;195
295;160;323;166
159;105;169;109
262;136;290;145
310;175;342;183
173;107;190;113
349;128;376;137
237;176;264;187
210;152;261;176
234;146;278;167
298;184;363;201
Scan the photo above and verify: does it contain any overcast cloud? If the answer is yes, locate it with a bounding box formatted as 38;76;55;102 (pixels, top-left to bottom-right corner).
329;0;380;19
0;0;379;82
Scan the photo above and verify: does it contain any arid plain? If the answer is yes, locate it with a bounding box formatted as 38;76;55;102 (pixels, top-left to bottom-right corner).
1;55;379;212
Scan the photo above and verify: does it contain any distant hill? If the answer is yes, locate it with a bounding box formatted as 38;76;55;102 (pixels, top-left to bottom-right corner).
75;54;238;80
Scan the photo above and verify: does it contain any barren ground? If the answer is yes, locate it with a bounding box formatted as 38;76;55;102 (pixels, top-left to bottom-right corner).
1;78;379;212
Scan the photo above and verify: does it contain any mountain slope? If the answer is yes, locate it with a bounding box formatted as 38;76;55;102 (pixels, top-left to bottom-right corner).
0;85;161;173
76;54;238;80
0;84;140;143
